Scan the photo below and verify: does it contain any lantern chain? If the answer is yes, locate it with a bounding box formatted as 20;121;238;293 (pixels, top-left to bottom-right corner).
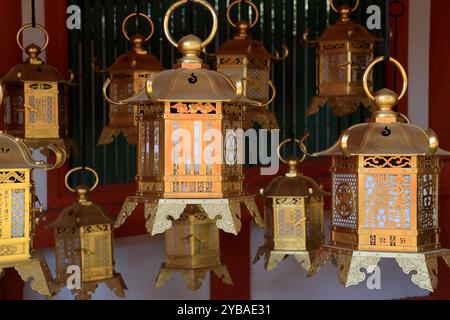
384;0;390;62
31;0;36;27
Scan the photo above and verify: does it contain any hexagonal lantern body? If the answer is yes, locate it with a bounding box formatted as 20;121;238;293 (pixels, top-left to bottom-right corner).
156;205;231;291
0;132;65;297
50;185;126;300
99;14;165;145
306;5;377;117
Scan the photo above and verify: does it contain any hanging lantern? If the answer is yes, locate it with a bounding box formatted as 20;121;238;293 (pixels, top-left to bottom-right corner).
49;167;126;300
216;0;288;130
303;0;378;117
109;0;263;245
0;24;75;155
98;13;165;145
254;134;327;271
156;205;231;291
308;57;450;292
0;131;65;296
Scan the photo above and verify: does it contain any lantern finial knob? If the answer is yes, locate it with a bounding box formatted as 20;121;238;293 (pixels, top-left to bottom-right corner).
25;44;43;65
75;186;92;206
277;133;311;178
178;35;204;67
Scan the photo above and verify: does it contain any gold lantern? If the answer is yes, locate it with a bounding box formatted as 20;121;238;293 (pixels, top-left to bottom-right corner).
110;0;263;241
216;0;288;130
254;135;327;271
99;13;165;145
0;24;75;155
308;57;450;291
303;0;377;117
156;205;231;291
50;167;126;300
0;131;65;296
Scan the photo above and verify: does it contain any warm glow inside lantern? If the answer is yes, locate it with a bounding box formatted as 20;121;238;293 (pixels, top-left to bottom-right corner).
0;24;74;155
99;13;165;145
0;131;65;297
156;205;231;291
216;0;288;130
308;57;450;292
254;135;327;271
112;0;263;242
50;167;126;300
304;0;377;117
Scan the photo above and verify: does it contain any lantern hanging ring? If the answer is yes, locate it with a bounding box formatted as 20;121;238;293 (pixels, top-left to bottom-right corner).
261;80;277;107
102;78;128;105
330;0;360;13
227;0;259;29
164;0;218;48
65;166;100;193
277;133;311;165
122;13;155;42
16;23;49;52
363;56;408;102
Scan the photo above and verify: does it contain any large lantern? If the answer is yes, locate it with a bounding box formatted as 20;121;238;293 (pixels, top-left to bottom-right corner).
308;57;450;292
254;135;327;271
216;0;288;130
50;167;126;300
156;205;231;291
303;0;377;117
0;24;74;155
111;0;263;243
0;132;65;296
99;13;165;145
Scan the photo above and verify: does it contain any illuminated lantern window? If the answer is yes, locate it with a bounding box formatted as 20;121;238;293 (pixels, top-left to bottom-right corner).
304;0;378;117
156;205;231;291
0;132;65;297
99;13;165;145
308;57;450;292
0;24;74;155
50;167;126;300
254;135;327;271
216;0;288;130
111;0;263;242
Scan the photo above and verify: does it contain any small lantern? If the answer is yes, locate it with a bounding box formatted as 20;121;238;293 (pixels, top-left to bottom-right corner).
0;24;75;155
216;0;288;130
156;205;231;291
303;0;377;117
99;13;165;145
50;167;126;300
254;134;327;271
308;57;450;292
0;131;65;297
110;0;263;238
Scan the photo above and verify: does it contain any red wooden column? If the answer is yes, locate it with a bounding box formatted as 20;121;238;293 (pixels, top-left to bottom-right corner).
0;0;24;300
428;0;450;300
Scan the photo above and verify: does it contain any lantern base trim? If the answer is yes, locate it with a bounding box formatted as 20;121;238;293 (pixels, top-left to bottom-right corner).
115;196;263;235
243;106;279;130
71;273;127;300
0;252;56;297
308;245;450;292
307;95;373;117
253;246;314;272
156;263;232;291
97;127;138;146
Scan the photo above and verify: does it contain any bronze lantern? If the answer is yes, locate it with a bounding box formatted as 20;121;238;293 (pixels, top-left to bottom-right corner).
216;0;288;130
50;167;126;300
156;205;231;291
0;24;74;155
0;131;65;297
308;57;450;292
99;13;165;145
254;135;327;271
303;0;377;117
111;0;263;244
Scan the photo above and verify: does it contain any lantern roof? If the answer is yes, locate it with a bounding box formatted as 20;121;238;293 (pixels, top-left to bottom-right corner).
263;173;327;198
120;35;261;105
315;88;450;157
106;34;165;74
319;6;378;43
0;132;65;169
3;44;65;83
217;21;272;59
50;186;115;229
